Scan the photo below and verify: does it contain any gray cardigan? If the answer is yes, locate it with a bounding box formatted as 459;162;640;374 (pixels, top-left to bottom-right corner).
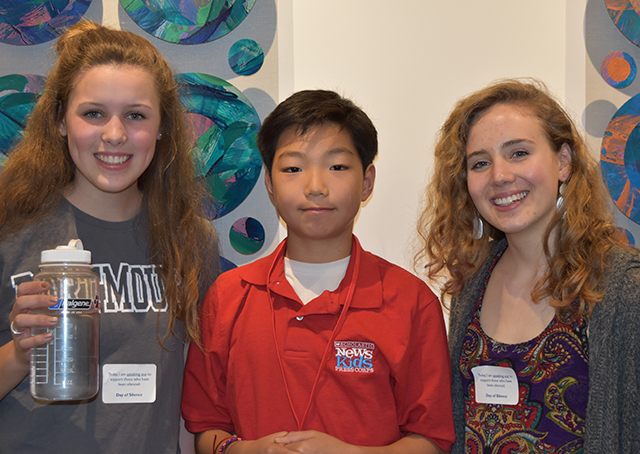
448;239;640;453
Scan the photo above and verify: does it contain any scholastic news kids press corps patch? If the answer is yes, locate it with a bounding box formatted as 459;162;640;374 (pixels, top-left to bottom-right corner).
334;341;375;373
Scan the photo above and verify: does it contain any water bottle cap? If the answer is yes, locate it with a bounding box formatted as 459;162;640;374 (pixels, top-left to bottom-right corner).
41;239;92;264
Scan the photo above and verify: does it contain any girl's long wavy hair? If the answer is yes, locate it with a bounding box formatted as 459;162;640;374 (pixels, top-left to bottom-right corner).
416;79;628;321
0;21;218;346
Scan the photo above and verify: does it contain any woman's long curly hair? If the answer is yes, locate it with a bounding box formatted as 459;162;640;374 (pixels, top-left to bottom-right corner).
416;79;627;320
0;21;218;346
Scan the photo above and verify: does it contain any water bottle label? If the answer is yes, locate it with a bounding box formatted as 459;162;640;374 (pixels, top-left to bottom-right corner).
49;296;98;310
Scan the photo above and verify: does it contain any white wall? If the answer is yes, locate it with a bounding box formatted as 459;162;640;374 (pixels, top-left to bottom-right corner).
279;0;587;271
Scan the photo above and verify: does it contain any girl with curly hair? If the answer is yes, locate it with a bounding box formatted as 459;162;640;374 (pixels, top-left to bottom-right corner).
0;21;219;452
417;79;639;453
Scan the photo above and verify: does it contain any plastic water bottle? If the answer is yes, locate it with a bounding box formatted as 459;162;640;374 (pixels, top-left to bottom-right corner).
30;239;100;401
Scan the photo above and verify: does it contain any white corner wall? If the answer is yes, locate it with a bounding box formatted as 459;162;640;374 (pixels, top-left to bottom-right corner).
281;0;587;271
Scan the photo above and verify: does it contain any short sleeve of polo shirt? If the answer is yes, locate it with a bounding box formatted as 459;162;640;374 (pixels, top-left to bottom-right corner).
393;281;454;450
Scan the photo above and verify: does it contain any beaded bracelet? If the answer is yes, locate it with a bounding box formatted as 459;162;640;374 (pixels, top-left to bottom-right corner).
218;435;245;453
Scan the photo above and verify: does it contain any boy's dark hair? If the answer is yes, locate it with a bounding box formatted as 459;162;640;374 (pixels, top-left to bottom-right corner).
257;90;378;173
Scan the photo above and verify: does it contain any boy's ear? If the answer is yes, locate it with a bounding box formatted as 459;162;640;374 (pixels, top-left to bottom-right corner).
264;169;276;204
361;164;375;202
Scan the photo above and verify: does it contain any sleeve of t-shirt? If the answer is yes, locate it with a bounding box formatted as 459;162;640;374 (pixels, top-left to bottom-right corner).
181;282;235;434
394;284;455;452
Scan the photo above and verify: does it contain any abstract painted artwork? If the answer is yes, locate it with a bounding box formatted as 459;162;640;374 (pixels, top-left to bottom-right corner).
230;217;265;254
0;0;91;45
601;51;637;87
229;39;264;76
220;256;238;272
601;92;640;223
120;0;256;44
605;0;640;47
0;74;46;168
618;227;636;246
176;72;262;220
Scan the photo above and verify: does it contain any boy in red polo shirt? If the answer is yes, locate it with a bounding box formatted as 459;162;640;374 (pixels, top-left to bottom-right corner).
182;90;454;454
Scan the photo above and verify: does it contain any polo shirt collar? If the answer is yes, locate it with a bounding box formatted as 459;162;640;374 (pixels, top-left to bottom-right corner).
238;235;383;309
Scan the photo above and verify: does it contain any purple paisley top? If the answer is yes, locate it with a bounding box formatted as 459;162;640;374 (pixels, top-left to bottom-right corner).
460;245;589;454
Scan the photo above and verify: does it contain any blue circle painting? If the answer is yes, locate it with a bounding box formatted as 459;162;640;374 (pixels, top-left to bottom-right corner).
601;51;637;88
0;74;47;168
601;92;640;224
120;0;256;44
605;0;640;47
220;256;238;273
229;39;264;76
177;73;262;220
230;217;265;254
0;1;92;45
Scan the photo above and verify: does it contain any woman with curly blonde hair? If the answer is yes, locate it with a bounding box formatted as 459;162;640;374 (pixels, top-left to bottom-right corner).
417;79;639;453
0;21;219;452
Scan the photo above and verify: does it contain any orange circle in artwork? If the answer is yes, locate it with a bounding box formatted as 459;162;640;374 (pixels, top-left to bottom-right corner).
609;58;632;81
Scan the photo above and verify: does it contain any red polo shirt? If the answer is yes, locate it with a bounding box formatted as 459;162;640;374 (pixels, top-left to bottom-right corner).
182;236;454;451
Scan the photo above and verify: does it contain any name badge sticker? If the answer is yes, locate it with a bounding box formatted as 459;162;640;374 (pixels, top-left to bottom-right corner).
102;364;157;404
471;365;519;405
